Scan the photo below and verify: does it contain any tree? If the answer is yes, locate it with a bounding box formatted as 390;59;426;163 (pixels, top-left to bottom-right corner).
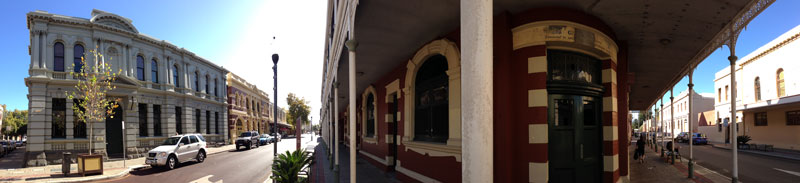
286;93;311;128
2;109;28;139
66;47;122;155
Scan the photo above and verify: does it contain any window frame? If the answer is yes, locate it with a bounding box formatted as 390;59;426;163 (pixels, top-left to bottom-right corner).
153;105;162;136
787;110;800;126
54;42;65;72
754;112;767;126
361;87;378;141
139;103;148;137
136;55;145;81
151;59;159;83
73;44;85;73
52;98;67;139
172;65;180;87
777;69;785;97
754;77;761;102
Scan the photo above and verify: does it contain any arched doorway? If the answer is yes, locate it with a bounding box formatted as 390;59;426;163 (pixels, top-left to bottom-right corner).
547;50;603;182
236;119;244;137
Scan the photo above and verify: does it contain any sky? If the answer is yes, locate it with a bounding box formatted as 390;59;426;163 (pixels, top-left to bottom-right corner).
0;0;327;125
642;0;800;115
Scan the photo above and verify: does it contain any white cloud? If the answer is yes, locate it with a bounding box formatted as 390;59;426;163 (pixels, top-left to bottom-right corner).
222;0;327;125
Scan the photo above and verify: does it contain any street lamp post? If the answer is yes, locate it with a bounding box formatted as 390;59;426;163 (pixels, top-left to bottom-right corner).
272;53;279;160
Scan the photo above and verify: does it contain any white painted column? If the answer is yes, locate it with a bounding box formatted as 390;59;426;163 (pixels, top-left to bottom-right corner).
728;52;739;183
461;0;493;182
688;71;695;178
334;82;340;169
345;40;358;183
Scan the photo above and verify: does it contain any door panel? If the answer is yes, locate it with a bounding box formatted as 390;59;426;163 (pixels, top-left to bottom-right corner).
105;102;124;157
549;94;602;183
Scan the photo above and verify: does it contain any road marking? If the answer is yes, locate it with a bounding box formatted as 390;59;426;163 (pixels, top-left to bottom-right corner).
189;175;223;183
774;168;800;177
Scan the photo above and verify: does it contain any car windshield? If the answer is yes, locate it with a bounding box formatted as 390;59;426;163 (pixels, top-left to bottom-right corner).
162;137;181;145
240;132;253;137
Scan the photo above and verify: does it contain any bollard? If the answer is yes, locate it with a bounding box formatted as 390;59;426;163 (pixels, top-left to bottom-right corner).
62;152;72;176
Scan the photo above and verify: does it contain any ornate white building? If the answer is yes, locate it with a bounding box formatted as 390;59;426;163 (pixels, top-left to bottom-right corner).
24;9;229;166
659;90;715;138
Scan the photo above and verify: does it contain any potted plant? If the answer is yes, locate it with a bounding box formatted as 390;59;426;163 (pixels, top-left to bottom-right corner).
272;149;314;183
737;135;752;149
66;47;122;176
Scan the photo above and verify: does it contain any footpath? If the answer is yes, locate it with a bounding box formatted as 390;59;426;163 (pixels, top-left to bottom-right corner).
0;144;235;183
311;139;399;183
630;140;731;183
708;142;800;161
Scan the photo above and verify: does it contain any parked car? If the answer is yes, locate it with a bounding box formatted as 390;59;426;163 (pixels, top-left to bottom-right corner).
15;140;23;147
0;141;14;152
258;134;272;145
0;144;6;157
676;132;690;143
691;133;708;145
235;131;259;150
145;133;207;170
271;133;282;142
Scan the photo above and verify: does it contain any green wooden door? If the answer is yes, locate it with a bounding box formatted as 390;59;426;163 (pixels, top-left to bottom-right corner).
548;94;602;182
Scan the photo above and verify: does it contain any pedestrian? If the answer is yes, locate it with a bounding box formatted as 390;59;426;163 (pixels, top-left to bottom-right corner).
636;135;646;163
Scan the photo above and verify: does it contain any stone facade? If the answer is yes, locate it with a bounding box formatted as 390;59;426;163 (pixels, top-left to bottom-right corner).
225;73;288;142
24;9;228;166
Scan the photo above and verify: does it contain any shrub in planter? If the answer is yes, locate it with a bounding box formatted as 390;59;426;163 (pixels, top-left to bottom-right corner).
272;149;314;183
737;135;751;145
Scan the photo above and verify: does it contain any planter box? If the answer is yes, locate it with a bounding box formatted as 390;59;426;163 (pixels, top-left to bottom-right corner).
77;154;103;176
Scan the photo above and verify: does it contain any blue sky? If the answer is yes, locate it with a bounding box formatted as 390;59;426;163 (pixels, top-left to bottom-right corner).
0;0;328;123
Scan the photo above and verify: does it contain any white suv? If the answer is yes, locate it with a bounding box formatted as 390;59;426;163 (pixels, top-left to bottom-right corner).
145;133;207;170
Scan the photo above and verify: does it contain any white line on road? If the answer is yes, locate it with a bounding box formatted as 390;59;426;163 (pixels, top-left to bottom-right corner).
190;174;223;183
774;168;800;177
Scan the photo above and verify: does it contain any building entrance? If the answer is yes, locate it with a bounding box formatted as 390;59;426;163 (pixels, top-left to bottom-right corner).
105;101;124;157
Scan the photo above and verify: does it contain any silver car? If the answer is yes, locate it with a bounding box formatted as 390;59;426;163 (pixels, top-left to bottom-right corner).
145;133;207;170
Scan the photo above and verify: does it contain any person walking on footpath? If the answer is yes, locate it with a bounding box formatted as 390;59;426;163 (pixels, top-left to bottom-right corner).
636;135;646;164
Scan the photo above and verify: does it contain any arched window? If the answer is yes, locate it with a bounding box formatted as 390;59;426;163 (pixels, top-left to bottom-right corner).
172;65;180;87
366;93;375;137
205;75;210;93
777;69;785;97
151;59;158;83
54;42;64;72
136;55;145;81
414;54;449;143
194;72;200;92
754;77;761;101
73;44;84;72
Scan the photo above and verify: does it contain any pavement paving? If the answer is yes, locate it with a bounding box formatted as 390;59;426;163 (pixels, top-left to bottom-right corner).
312;139;399;183
0;143;235;183
630;140;731;183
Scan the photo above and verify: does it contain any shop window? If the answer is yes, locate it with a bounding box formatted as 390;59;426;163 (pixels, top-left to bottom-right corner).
139;104;148;137
72;99;86;138
413;55;449;143
136;55;145;81
777;69;785;97
754;112;767;126
195;109;201;133
73;44;84;72
52;98;67;138
176;107;183;134
154;105;162;136
54;42;64;72
787;110;800;126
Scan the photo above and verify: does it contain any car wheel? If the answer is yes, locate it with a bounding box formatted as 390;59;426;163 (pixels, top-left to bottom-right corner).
197;151;206;163
167;155;178;170
236;145;240;150
247;143;252;150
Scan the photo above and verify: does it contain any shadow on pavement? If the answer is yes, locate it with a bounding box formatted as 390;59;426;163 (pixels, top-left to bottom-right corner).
128;161;200;176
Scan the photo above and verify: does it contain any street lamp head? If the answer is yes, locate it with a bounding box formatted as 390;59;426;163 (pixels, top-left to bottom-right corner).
272;53;279;64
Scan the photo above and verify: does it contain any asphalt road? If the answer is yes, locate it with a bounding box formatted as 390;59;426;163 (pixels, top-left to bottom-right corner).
97;137;307;183
676;142;800;182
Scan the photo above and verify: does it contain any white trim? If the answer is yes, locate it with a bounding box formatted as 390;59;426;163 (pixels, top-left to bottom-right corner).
528;124;548;144
396;160;442;183
603;154;620;172
403;141;462;162
529;162;548;183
